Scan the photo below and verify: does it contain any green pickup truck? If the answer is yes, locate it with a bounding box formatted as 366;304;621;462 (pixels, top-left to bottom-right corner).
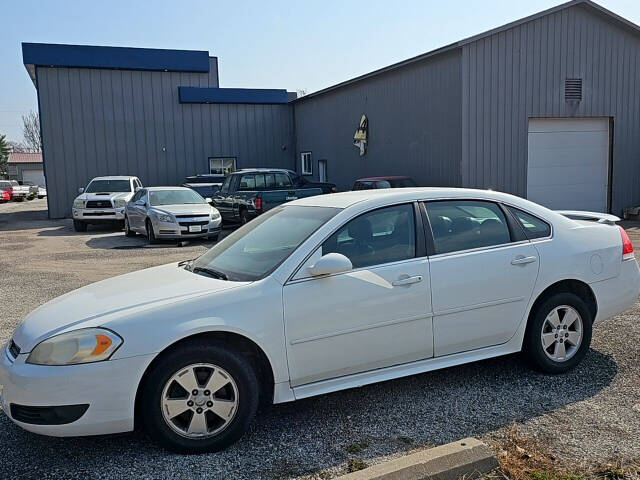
211;169;327;224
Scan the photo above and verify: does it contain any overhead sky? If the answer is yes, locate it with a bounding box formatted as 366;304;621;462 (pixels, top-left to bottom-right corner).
1;0;638;143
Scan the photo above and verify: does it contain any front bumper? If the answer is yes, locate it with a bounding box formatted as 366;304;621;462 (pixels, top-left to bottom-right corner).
151;217;222;239
0;347;155;437
73;207;125;221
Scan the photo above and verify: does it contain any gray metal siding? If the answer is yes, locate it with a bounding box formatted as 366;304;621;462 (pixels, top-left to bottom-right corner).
293;49;462;191
37;65;295;218
461;4;640;214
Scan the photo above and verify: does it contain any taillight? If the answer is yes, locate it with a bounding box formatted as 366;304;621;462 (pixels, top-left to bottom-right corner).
254;197;263;211
619;226;634;260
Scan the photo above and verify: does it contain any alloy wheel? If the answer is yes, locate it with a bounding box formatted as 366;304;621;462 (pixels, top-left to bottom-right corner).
540;305;583;362
161;363;239;439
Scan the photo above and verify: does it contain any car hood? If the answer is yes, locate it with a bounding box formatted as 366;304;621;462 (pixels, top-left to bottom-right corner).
151;203;212;216
75;191;133;203
11;263;248;352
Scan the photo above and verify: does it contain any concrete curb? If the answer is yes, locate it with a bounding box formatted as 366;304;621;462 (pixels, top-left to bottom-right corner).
336;437;498;480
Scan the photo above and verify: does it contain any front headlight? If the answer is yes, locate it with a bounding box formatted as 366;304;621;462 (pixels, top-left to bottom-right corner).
113;199;126;208
155;213;174;223
26;328;123;365
210;208;221;220
73;199;84;208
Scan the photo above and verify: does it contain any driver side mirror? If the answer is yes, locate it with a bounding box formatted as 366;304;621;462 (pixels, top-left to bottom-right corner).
78;187;84;194
205;197;212;204
307;253;352;276
135;199;146;206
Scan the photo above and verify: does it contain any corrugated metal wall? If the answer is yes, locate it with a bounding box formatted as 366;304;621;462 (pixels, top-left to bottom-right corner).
293;49;462;191
461;4;640;214
37;57;295;218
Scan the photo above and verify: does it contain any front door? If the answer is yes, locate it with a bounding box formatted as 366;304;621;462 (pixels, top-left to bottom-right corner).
283;203;433;387
424;200;539;356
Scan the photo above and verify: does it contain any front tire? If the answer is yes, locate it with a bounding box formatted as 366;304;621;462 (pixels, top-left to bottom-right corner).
140;341;259;453
124;216;136;237
73;219;87;232
523;292;592;374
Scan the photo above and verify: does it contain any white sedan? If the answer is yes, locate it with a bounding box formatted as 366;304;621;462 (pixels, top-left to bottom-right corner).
2;188;639;453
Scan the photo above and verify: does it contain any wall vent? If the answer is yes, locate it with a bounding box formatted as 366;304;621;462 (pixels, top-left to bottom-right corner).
565;78;582;102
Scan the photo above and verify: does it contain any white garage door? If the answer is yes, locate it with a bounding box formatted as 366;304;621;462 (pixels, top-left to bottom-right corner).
527;118;609;212
22;169;45;187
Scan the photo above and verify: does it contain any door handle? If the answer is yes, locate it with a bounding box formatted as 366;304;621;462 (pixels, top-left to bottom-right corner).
511;255;537;265
392;275;423;286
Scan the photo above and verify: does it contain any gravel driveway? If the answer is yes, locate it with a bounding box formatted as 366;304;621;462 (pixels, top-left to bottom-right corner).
1;199;639;479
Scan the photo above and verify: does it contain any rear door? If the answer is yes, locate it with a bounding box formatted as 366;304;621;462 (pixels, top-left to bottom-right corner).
424;200;540;356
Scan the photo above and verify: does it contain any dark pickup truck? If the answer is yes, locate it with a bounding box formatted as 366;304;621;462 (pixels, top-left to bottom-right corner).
211;169;327;224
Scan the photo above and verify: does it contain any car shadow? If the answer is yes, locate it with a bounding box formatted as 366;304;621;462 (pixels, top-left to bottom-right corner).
0;348;617;479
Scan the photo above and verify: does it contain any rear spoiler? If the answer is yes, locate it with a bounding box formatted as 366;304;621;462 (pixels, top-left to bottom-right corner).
555;210;620;225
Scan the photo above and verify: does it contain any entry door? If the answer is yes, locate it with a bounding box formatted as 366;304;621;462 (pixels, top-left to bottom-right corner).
318;160;327;183
283;203;433;387
527;118;610;212
424;200;539;357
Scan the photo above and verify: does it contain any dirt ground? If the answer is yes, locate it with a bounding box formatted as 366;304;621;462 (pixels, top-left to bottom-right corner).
1;199;639;479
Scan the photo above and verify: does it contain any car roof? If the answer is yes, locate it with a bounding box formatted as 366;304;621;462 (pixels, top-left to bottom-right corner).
356;176;412;181
235;168;294;174
144;186;192;191
91;176;137;181
289;187;551;213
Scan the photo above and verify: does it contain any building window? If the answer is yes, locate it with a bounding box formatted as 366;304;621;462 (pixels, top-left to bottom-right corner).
209;157;236;175
301;152;312;175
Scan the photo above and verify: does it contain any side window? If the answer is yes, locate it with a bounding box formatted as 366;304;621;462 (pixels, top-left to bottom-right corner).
275;173;292;188
254;174;266;190
322;204;416;269
131;190;142;203
238;175;255;191
508;207;551;239
219;176;232;194
264;174;276;189
425;200;511;255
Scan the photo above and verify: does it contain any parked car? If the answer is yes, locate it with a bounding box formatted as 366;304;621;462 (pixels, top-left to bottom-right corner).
3;180;29;201
124;186;222;243
20;181;39;200
2;188;639;453
72;176;142;232
288;170;337;194
352;176;417;190
0;181;14;201
37;185;47;199
182;182;223;201
211;168;324;224
0;188;10;203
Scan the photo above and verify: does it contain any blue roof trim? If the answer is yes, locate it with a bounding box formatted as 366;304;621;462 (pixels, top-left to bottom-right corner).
22;43;210;73
179;87;289;104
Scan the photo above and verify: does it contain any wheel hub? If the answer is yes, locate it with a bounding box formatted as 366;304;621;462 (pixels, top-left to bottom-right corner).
540;305;583;362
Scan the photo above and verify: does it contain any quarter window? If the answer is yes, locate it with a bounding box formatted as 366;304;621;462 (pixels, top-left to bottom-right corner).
508;207;551;239
322;204;416;269
425;200;511;254
301;152;312;175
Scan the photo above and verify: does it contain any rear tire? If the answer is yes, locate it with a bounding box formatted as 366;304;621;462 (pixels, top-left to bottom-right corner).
523;292;592;374
124;216;136;237
140;340;259;453
146;219;158;244
240;210;249;225
73;219;87;232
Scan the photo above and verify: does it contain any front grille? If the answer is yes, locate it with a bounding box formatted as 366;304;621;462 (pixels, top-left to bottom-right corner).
86;200;112;209
175;215;209;219
83;212;115;216
8;340;20;359
178;221;209;227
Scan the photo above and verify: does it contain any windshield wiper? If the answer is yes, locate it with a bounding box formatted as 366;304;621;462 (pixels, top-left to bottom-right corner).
192;267;228;280
178;258;195;270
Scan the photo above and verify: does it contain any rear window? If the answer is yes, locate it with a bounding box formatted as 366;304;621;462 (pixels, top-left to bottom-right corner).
508;207;551;239
388;178;417;188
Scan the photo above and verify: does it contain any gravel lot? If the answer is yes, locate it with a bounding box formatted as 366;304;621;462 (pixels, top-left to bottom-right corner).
1;199;639;479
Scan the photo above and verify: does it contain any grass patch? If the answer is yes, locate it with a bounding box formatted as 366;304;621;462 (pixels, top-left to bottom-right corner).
347;458;367;472
346;440;369;454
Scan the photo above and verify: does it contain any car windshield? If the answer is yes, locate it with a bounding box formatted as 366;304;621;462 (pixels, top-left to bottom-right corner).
385;178;416;188
150;189;205;206
192;205;340;281
86;179;131;193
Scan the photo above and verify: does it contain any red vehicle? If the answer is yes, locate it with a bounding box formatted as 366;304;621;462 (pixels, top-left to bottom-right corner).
0;180;14;203
352;176;417;190
0;189;10;203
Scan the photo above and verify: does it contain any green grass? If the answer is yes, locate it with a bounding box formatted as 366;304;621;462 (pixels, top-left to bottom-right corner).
345;441;369;454
347;458;367;472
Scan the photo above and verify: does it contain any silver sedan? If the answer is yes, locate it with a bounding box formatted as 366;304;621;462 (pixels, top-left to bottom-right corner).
124;187;222;243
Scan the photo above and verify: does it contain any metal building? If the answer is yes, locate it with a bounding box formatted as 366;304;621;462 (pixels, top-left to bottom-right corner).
22;0;640;218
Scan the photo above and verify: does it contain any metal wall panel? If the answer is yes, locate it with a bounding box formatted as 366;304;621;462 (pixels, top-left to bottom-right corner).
461;4;640;214
37;64;295;218
293;49;462;191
